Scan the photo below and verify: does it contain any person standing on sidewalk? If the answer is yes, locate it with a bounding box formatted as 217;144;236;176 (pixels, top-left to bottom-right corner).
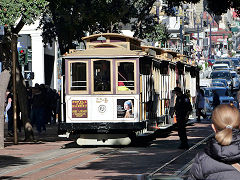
188;104;240;180
212;90;220;109
5;89;13;137
196;89;207;122
173;87;192;149
31;85;46;134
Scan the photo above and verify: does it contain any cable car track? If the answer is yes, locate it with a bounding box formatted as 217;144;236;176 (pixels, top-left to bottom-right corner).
0;146;122;179
0;126;213;179
147;133;214;179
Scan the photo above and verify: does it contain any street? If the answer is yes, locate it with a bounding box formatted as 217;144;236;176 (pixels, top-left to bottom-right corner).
1;120;213;180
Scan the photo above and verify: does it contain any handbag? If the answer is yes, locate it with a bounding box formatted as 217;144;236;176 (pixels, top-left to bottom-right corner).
232;163;240;172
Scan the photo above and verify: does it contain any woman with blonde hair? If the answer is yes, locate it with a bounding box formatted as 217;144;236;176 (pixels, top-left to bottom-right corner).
188;104;240;180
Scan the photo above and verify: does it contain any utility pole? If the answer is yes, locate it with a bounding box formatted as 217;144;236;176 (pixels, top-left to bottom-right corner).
197;24;200;60
11;34;18;145
209;18;212;58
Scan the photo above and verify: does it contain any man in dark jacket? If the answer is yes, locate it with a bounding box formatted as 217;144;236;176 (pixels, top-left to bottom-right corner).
173;87;192;149
212;90;220;109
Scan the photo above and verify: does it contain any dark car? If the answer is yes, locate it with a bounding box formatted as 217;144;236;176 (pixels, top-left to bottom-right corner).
230;58;240;73
210;70;233;89
202;87;237;116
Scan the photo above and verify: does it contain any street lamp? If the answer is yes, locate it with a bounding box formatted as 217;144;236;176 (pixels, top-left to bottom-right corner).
200;12;203;28
180;4;187;54
208;13;215;58
193;12;197;29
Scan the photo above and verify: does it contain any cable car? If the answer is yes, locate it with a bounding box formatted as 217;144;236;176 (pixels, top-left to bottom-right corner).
58;33;198;146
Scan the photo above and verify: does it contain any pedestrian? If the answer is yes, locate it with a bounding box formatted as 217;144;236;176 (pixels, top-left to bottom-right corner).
212;90;220;109
173;87;192;149
31;85;46;134
188;104;240;180
5;89;13;137
196;89;207;122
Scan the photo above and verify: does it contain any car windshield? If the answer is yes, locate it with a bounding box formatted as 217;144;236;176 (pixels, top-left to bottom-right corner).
210;71;231;79
215;61;231;66
205;89;229;97
212;65;228;70
212;83;224;87
231;72;237;78
212;79;227;86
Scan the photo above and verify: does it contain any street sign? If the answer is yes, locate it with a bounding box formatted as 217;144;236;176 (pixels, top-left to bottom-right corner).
0;26;4;35
24;72;34;80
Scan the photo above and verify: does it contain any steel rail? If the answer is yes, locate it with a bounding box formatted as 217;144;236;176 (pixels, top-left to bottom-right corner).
147;133;214;178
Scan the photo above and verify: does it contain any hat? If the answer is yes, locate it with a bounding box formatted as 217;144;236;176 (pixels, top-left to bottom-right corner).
173;87;182;93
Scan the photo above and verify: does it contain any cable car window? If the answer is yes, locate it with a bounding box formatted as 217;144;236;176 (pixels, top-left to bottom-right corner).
117;62;135;91
94;60;111;91
70;62;87;91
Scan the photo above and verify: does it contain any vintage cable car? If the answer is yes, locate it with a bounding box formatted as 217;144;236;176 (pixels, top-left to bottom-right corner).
58;33;199;146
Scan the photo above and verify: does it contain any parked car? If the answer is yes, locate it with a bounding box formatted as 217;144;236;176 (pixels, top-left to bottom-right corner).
230;71;240;90
202;87;238;116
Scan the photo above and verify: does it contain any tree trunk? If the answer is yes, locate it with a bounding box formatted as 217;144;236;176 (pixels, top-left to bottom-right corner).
16;61;34;141
1;32;34;142
0;70;11;149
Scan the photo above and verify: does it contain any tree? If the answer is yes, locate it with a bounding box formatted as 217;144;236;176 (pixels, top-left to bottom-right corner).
41;0;162;54
0;0;48;147
141;24;170;46
42;0;240;56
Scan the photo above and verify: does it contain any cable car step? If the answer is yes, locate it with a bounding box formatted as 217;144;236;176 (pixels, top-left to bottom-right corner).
158;124;173;129
137;131;155;137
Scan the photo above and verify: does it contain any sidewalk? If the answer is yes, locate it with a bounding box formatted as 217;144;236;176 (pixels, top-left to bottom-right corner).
3;123;67;144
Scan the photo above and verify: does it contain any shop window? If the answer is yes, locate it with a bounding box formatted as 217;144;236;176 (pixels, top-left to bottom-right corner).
117;62;135;92
93;60;111;91
70;62;87;91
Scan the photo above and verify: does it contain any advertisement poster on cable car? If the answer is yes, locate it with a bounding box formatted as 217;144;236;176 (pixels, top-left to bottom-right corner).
117;99;134;118
72;100;88;118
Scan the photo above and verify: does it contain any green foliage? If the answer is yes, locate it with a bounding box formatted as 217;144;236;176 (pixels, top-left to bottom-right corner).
41;0;157;54
0;0;48;29
143;23;170;44
40;0;240;55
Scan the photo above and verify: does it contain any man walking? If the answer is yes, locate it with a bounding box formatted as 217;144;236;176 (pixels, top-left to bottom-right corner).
173;87;192;149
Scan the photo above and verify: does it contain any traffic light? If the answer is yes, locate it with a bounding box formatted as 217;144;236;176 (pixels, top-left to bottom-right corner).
18;48;27;65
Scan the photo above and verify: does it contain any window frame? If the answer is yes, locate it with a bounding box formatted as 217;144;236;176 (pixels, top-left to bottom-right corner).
91;59;113;94
116;60;137;94
68;60;89;94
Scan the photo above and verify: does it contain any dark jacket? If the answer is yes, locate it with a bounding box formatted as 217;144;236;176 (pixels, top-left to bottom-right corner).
212;92;220;108
175;94;192;118
188;129;240;180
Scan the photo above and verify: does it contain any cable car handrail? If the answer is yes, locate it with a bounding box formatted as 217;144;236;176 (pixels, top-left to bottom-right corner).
72;81;87;83
118;80;134;82
71;86;87;88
